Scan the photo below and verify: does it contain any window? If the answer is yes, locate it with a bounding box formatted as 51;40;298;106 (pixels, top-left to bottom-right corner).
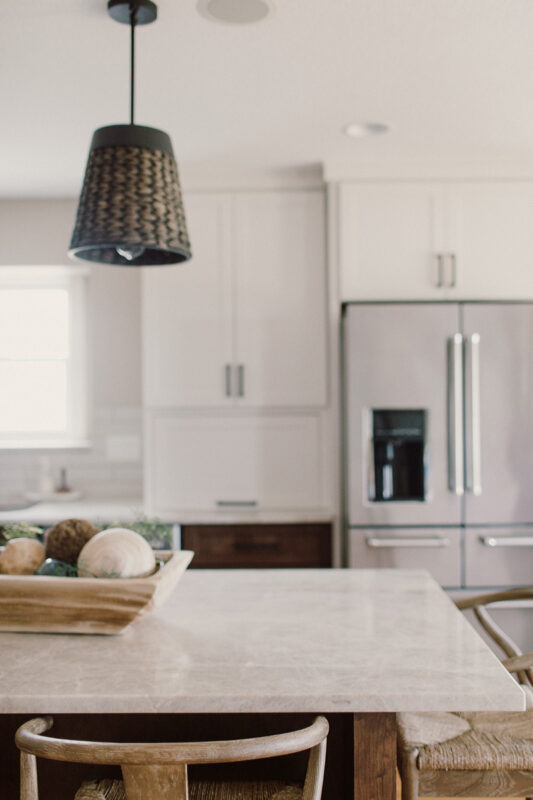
0;267;89;448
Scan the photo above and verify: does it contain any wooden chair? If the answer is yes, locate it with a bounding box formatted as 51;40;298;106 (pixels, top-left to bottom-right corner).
15;714;329;800
397;588;533;800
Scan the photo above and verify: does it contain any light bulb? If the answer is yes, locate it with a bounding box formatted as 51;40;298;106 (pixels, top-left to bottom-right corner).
116;245;145;261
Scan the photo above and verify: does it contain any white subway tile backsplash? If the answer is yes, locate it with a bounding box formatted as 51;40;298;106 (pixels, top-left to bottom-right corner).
0;406;143;500
105;435;141;463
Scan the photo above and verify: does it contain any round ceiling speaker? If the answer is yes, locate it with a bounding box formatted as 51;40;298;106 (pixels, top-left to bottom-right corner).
197;0;274;24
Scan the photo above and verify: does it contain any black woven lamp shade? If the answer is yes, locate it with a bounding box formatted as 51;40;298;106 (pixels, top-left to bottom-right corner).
69;124;192;266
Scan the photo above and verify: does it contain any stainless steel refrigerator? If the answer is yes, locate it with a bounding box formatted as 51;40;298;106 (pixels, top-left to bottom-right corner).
343;303;533;632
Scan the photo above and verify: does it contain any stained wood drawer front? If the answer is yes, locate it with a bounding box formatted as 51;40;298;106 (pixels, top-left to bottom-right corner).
465;527;533;587
348;528;462;588
181;524;332;568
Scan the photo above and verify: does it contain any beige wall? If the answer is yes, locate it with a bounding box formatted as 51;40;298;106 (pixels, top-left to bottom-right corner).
0;199;141;408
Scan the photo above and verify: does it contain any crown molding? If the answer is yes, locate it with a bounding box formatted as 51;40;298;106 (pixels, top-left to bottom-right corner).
324;158;533;182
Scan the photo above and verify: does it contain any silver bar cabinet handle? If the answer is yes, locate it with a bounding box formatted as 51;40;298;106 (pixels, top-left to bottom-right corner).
436;254;444;288
448;333;464;496
448;253;457;288
237;364;245;397
468;333;482;495
216;500;258;508
225;364;232;397
366;536;450;549
480;535;533;548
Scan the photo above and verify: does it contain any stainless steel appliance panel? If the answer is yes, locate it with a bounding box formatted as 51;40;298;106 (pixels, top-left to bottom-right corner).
344;303;462;526
348;527;462;587
463;304;533;524
465;526;533;586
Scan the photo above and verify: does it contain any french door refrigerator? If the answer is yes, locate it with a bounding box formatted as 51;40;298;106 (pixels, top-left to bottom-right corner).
343;302;533;613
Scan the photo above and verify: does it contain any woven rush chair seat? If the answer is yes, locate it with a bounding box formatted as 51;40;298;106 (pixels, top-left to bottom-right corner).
398;684;533;771
396;588;533;800
75;777;303;800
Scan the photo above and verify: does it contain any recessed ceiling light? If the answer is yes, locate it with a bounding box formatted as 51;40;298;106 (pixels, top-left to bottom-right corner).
197;0;275;24
344;122;389;138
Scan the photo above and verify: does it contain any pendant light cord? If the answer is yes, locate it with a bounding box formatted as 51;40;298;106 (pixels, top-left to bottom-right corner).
129;1;137;125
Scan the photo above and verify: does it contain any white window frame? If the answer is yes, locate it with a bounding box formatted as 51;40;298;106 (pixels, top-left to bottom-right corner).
0;266;90;449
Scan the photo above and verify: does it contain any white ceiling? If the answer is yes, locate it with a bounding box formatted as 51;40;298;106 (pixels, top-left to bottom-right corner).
3;0;533;196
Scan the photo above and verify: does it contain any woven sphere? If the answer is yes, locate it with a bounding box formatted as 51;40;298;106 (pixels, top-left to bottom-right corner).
45;519;99;565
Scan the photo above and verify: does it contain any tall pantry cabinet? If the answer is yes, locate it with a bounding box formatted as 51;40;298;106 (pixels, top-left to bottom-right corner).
142;190;329;514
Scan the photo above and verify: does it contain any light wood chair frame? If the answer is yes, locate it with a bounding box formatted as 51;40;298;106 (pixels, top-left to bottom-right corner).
398;588;533;800
16;714;329;800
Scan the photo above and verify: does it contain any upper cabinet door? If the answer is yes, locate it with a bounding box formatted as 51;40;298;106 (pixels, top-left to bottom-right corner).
142;194;234;407
339;183;447;301
447;183;533;300
233;192;328;407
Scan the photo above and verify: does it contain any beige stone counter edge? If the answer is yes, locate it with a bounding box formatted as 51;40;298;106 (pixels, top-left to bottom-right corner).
0;689;525;716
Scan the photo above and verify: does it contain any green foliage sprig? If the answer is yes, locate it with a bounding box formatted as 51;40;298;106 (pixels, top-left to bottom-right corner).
1;522;44;545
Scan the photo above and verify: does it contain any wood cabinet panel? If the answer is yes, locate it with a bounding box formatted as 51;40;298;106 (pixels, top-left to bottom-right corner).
181;524;332;568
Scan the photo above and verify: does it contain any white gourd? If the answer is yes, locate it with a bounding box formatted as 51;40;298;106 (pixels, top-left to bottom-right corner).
77;528;156;578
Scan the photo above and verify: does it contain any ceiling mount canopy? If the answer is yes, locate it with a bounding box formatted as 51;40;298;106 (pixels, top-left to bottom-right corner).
69;0;192;267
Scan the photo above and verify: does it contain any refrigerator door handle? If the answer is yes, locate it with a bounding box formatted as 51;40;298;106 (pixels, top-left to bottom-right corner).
366;535;450;548
466;333;482;495
480;535;533;547
448;333;465;496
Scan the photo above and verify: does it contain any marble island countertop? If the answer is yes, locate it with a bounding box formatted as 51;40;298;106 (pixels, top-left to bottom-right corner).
0;569;524;715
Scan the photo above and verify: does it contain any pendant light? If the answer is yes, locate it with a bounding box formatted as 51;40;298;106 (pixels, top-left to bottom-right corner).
69;0;192;266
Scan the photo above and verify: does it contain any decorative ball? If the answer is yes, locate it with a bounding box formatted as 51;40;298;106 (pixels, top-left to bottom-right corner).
36;558;78;578
77;528;156;579
0;538;46;575
45;518;99;565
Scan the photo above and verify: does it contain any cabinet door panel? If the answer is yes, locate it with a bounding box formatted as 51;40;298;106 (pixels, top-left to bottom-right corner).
339;183;445;301
234;192;327;406
450;183;533;300
142;194;233;407
148;414;323;512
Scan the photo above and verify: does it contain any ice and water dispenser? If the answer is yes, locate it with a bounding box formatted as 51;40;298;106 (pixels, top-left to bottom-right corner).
369;409;427;502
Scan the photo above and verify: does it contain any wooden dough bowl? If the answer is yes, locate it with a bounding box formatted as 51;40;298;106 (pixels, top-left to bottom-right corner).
0;550;193;635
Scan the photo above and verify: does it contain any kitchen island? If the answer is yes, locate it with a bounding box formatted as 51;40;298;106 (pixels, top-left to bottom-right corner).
0;569;524;799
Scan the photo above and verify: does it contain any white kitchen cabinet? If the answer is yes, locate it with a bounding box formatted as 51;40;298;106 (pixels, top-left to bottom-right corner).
447;182;533;299
146;412;324;512
142;190;327;408
233;193;327;406
339;181;533;301
142;194;233;408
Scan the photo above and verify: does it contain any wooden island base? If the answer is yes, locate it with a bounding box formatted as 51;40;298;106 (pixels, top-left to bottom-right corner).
0;712;396;800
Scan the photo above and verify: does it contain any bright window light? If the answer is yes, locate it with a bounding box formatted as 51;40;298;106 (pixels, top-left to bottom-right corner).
0;268;89;448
